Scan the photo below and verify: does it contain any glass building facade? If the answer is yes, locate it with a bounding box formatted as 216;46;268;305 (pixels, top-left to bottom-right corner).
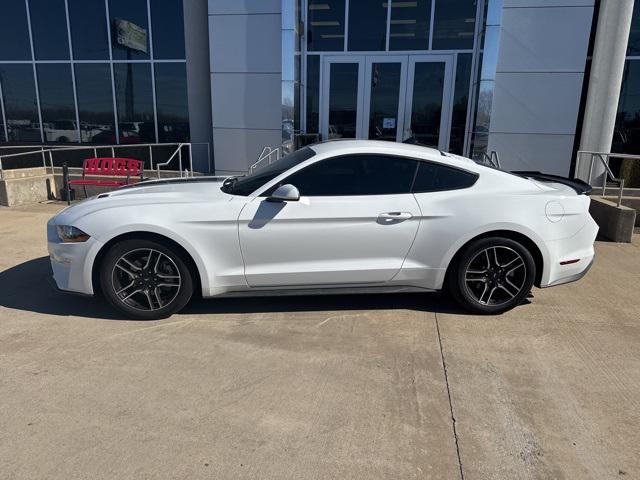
294;0;485;156
0;0;189;145
615;1;640;155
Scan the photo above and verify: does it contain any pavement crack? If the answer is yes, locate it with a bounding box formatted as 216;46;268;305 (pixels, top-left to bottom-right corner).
435;312;465;480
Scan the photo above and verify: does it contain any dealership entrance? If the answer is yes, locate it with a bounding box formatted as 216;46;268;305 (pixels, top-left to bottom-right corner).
320;54;454;150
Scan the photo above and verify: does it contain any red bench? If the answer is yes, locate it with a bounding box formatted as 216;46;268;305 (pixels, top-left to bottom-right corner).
67;157;144;198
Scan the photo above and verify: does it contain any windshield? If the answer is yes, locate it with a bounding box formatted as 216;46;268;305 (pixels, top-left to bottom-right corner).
221;147;316;196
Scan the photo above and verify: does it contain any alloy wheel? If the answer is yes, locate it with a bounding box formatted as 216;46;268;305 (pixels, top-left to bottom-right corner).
111;248;182;312
463;246;527;306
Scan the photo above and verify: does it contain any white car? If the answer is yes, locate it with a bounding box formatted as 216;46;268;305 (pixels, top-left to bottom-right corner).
47;140;598;319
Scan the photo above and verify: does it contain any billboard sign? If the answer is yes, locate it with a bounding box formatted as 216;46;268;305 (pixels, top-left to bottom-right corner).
114;18;148;53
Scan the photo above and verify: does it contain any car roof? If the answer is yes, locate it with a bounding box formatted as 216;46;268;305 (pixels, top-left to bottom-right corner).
308;139;477;170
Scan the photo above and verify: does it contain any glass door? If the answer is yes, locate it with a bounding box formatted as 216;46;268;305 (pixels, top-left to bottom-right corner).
403;55;454;150
321;56;365;140
320;54;453;150
363;56;408;142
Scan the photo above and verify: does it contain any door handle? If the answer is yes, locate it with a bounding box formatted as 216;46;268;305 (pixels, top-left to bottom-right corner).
378;212;413;221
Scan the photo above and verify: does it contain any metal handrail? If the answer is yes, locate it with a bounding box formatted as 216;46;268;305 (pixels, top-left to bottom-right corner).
0;142;204;180
478;150;501;169
155;143;191;177
576;150;627;207
249;146;282;173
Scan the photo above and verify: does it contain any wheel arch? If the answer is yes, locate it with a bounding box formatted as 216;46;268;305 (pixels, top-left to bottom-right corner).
444;229;545;288
91;231;205;297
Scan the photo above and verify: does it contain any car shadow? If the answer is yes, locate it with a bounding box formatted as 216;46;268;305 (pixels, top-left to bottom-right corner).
0;256;472;320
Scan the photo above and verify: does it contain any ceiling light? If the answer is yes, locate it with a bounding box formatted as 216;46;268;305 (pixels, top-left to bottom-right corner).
311;21;340;26
383;1;418;7
390;19;417;24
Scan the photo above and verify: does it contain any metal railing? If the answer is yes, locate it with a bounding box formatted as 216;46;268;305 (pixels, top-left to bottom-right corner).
483;150;501;169
575;150;630;207
249;146;283;173
0;142;210;180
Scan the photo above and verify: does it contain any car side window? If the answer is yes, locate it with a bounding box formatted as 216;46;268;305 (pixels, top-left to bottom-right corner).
411;161;478;193
264;154;419;196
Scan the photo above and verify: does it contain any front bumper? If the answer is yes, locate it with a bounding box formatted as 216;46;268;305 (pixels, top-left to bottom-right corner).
47;220;103;295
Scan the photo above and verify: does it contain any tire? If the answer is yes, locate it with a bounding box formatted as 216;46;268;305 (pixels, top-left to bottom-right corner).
99;238;194;320
447;237;535;315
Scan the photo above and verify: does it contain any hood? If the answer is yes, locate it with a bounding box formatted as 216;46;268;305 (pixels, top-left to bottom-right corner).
51;176;231;225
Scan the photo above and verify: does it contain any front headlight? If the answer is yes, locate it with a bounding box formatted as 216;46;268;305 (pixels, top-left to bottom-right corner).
56;225;90;243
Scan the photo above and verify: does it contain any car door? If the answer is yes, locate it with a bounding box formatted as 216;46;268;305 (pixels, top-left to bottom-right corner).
238;154;422;287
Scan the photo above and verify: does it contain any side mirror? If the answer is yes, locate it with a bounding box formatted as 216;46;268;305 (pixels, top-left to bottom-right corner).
267;184;300;202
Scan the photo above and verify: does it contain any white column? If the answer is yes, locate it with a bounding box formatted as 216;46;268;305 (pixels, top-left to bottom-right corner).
578;0;634;182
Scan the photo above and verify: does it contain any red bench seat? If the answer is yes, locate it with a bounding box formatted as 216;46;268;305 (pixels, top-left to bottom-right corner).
68;157;144;194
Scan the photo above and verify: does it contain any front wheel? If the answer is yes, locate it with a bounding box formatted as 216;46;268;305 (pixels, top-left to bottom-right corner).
99;238;194;320
447;237;535;314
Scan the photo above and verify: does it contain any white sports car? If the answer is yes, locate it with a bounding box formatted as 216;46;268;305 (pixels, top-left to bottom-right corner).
47;140;598;319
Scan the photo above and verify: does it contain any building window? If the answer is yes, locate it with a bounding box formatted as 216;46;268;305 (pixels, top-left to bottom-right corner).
0;64;40;143
29;0;70;60
450;53;472;155
74;63;116;144
154;63;190;143
68;0;110;60
37;64;79;143
348;0;388;51
114;63;155;143
432;0;477;50
389;0;432;51
615;60;640;154
628;0;640;56
151;0;186;59
0;1;31;61
307;0;346;51
109;0;150;61
306;55;320;133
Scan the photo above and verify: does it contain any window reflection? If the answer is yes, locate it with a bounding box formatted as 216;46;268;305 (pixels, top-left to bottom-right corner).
348;0;387;51
0;64;41;143
114;63;155;143
151;0;185;59
30;0;70;60
308;0;345;51
449;53;472;154
368;63;401;141
154;63;190;143
389;0;431;51
0;2;31;61
74;64;115;144
109;0;150;60
37;64;79;143
306;56;320;133
615;60;640;155
69;0;110;60
410;62;445;147
329;63;359;138
432;0;476;50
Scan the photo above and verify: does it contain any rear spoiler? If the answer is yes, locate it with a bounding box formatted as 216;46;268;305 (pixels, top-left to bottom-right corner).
511;171;592;195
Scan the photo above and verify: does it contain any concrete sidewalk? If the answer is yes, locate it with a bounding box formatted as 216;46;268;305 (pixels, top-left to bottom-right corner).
0;203;638;479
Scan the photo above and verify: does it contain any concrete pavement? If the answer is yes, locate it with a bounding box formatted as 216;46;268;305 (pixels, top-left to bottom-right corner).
0;203;638;479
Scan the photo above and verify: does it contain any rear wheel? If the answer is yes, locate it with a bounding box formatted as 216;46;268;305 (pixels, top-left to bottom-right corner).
447;237;535;314
99;238;194;320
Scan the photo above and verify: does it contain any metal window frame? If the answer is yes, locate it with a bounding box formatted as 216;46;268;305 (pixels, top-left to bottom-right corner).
147;0;159;143
104;0;119;144
64;0;82;143
24;0;46;143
